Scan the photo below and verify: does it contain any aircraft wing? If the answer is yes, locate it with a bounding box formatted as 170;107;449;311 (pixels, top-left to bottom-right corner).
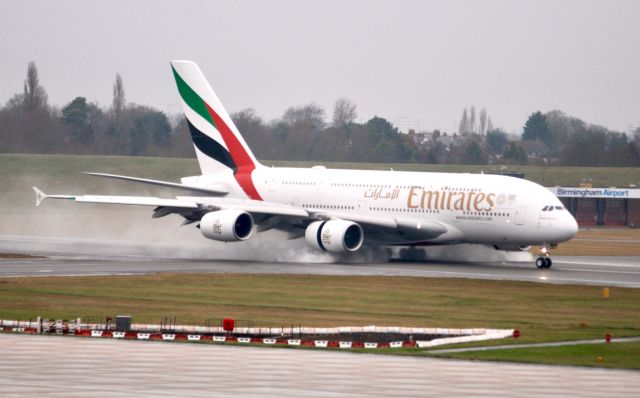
33;187;447;242
33;187;200;209
33;187;308;218
83;172;228;196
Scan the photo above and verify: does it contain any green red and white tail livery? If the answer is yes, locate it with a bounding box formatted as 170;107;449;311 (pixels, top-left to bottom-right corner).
33;60;578;268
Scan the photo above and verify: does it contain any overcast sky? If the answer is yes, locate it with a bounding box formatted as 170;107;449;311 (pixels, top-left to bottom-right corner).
1;0;639;134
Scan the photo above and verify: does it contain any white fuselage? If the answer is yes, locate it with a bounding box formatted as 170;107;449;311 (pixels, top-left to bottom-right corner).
185;166;578;247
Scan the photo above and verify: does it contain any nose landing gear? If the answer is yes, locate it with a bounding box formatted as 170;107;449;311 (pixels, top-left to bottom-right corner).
535;246;552;269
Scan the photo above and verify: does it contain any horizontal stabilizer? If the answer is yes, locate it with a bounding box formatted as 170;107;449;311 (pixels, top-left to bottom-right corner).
84;172;228;196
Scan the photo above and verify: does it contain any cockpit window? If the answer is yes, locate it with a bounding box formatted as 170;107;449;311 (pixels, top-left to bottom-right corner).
542;206;548;211
555;206;563;210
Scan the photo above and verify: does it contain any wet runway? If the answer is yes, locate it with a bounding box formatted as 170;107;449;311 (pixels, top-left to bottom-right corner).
1;333;638;397
1;234;639;287
2;235;639;396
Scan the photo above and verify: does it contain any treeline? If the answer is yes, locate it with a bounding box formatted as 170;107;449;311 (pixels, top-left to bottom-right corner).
1;62;639;167
520;110;640;167
0;63;191;158
0;62;416;162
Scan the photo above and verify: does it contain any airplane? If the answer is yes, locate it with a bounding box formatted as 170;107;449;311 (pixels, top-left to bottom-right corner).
33;60;578;269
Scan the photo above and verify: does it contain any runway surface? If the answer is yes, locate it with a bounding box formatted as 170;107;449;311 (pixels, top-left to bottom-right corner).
1;234;639;287
1;333;638;397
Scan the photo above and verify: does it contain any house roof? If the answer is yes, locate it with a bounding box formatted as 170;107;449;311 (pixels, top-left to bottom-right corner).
521;140;551;155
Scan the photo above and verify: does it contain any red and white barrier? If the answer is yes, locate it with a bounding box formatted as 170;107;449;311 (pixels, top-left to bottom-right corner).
1;319;514;350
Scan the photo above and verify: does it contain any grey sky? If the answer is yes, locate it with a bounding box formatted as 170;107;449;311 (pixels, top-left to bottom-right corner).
1;0;639;134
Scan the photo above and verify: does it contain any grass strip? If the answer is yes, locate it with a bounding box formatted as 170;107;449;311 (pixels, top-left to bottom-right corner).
430;341;640;370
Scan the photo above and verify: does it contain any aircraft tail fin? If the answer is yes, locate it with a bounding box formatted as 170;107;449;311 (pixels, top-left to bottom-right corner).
170;60;262;177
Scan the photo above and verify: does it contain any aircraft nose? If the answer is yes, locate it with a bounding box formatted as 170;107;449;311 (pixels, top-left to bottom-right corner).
561;213;579;241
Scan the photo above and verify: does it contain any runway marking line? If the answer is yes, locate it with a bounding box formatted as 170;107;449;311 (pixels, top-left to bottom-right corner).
556;260;640;269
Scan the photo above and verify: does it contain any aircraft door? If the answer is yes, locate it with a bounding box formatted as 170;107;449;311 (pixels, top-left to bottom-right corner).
515;207;526;225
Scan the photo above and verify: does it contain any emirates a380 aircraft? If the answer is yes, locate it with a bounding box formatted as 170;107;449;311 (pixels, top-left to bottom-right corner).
33;60;578;268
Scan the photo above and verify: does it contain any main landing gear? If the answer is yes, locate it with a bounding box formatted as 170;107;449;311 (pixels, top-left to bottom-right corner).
398;247;427;262
535;246;552;269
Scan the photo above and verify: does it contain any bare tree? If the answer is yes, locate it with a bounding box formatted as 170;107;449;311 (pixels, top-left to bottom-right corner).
487;116;494;133
23;61;48;112
479;108;487;135
459;108;468;134
282;103;326;132
112;74;125;115
469;106;476;134
332;97;357;127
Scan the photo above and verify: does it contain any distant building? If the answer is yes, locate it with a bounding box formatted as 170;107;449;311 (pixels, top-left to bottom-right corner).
521;140;551;159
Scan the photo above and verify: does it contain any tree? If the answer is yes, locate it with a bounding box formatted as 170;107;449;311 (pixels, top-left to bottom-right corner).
479;108;487;135
125;105;171;155
459;108;468;134
23;61;48;112
2;61;61;153
487;116;494;133
561;125;607;166
486;129;508;154
332;97;357;127
61;96;94;145
462;141;487;164
112;74;125;116
503;142;527;165
605;133;639;167
522;111;551;145
364;116;414;162
469;106;476;134
282;103;325;132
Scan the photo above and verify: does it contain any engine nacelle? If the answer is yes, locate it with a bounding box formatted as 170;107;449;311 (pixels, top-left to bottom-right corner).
305;220;364;253
493;244;532;252
200;210;254;242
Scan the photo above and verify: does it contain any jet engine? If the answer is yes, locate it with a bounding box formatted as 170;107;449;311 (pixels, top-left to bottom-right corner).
493;244;532;252
305;220;364;253
199;210;254;242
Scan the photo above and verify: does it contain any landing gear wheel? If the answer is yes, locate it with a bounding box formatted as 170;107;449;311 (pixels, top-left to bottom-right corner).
535;257;546;269
398;247;426;262
543;257;552;268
